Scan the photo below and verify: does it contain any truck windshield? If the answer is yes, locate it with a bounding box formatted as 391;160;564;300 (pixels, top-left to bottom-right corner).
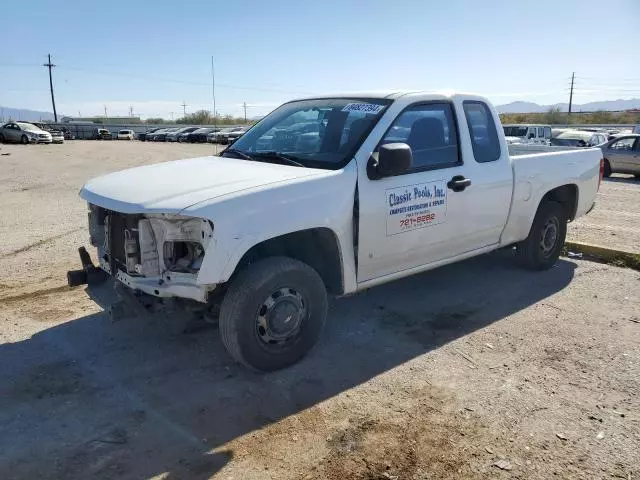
503;126;529;137
224;98;392;169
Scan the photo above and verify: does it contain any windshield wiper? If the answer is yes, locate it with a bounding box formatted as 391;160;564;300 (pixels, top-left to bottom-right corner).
249;151;306;168
222;148;253;160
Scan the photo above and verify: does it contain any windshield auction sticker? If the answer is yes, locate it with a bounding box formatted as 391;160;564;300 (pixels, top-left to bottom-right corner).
386;180;447;235
341;103;385;114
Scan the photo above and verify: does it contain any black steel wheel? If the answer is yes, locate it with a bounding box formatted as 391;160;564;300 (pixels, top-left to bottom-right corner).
219;256;328;371
516;201;567;270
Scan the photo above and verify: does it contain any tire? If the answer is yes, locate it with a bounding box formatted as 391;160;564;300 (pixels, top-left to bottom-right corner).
603;159;612;178
634;174;640;180
0;134;5;144
516;201;567;270
219;256;328;371
21;135;29;145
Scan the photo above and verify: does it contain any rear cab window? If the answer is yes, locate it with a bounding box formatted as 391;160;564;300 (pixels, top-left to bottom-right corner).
462;101;501;163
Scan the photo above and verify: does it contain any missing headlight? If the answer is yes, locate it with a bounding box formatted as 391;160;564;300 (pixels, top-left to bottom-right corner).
163;241;204;273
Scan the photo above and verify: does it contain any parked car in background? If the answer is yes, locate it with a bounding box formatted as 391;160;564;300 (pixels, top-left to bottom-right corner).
137;128;160;141
61;127;75;140
188;127;215;143
153;128;179;142
503;124;552;145
600;134;640;178
226;126;248;144
633;125;640;134
117;129;135;140
210;127;246;144
550;130;606;147
95;128;113;140
206;129;223;143
0;122;52;144
146;128;168;141
49;129;65;143
179;127;208;142
167;126;200;142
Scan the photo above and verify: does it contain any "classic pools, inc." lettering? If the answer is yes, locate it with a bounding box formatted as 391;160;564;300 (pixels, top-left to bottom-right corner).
388;184;446;207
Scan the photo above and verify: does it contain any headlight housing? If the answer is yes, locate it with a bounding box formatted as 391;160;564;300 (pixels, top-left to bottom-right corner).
137;216;213;276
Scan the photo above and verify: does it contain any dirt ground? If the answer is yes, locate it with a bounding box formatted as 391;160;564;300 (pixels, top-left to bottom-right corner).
567;176;640;254
0;141;639;479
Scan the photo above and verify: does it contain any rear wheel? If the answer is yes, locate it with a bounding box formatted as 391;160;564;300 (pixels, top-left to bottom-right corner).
219;256;328;371
603;159;612;177
0;134;5;144
516;201;567;270
21;135;29;145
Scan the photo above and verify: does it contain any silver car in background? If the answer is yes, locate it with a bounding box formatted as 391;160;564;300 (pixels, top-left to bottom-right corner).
550;130;607;148
0;122;53;144
600;134;640;178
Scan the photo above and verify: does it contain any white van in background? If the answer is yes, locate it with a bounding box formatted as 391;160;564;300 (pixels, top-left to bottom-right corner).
503;124;552;145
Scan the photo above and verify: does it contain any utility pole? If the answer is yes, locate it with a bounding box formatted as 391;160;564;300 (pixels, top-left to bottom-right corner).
181;101;187;116
243;102;247;123
129;105;134;117
170;112;174;121
104;105;108;124
211;56;217;130
568;72;575;116
43;54;58;122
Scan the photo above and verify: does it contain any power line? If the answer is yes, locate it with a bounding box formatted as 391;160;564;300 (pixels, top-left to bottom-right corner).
43;54;58;122
55;65;313;95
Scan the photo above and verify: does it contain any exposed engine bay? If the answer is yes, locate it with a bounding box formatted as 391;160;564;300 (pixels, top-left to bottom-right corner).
87;204;214;302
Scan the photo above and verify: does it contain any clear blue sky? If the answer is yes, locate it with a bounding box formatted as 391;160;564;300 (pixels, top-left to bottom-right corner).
1;0;639;119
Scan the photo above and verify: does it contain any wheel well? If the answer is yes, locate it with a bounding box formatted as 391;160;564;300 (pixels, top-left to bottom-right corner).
540;184;578;221
233;228;344;294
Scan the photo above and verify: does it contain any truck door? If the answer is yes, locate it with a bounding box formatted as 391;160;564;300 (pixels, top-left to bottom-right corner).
356;99;512;282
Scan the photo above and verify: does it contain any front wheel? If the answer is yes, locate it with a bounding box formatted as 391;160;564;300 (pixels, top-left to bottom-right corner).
21;135;29;145
219;256;328;371
516;201;567;270
603;159;612;177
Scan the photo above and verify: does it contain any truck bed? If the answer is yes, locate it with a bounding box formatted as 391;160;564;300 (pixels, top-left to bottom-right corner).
500;147;602;246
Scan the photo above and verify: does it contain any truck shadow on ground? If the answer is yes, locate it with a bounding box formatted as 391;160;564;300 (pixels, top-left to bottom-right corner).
0;251;576;479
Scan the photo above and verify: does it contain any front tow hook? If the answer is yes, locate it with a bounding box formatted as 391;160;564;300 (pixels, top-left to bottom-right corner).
67;246;108;287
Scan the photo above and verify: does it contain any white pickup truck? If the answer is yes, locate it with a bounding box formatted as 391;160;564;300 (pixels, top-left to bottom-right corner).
71;92;603;371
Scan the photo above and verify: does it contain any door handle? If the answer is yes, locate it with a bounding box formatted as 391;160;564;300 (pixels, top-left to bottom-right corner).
447;175;471;192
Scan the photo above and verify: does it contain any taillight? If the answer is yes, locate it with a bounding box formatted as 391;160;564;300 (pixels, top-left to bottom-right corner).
598;158;604;191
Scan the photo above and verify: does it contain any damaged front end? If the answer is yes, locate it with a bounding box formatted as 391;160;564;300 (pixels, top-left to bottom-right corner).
68;204;215;303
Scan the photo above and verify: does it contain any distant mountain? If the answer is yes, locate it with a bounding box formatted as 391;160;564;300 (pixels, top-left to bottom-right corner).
496;101;546;113
0;106;59;123
496;98;640;114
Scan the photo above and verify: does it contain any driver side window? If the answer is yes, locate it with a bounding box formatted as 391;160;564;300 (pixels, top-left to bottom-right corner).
379;102;460;171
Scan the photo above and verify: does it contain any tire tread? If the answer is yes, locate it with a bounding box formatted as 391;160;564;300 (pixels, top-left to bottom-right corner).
219;256;327;370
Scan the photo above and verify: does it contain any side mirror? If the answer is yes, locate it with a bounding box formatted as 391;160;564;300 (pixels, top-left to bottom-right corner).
368;143;413;179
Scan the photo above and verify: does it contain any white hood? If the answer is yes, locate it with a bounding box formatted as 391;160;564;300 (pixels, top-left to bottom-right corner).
80;156;328;214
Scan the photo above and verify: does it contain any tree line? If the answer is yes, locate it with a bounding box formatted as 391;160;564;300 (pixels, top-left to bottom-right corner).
500;107;640;125
145;110;252;125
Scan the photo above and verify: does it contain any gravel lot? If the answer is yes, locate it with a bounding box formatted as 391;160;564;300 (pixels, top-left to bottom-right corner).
568;175;640;254
0;141;639;479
